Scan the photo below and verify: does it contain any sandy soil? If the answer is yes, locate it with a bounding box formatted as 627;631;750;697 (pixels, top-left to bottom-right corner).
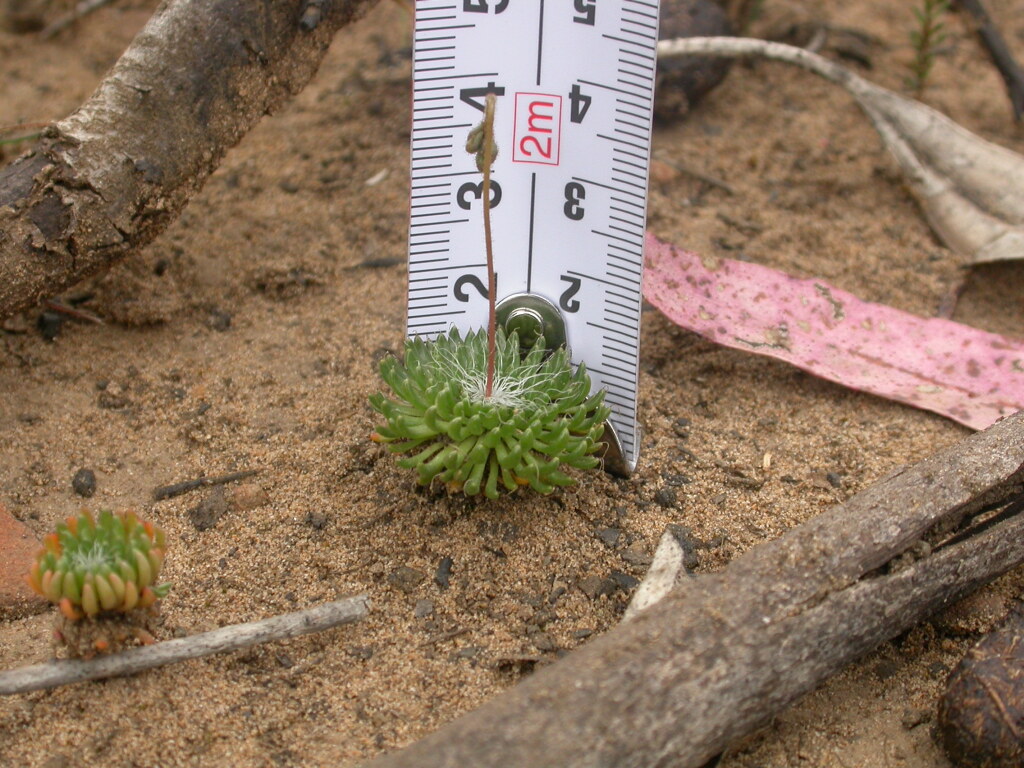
1;0;1023;766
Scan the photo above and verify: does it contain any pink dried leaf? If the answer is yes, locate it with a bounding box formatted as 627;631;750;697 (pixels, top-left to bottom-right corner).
643;233;1024;430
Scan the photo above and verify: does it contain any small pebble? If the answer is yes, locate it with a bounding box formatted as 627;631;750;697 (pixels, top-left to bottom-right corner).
303;510;328;530
188;487;228;531
414;599;434;619
620;545;652;568
206;308;232;332
71;468;96;498
387;565;426;593
578;574;617;600
596;527;621;547
228;483;269;512
533;633;557;652
826;472;843;488
654;488;678;508
275;652;294;669
435;556;454;589
609;570;640;591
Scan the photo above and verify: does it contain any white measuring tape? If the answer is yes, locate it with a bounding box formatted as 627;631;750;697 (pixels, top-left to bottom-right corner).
408;0;661;473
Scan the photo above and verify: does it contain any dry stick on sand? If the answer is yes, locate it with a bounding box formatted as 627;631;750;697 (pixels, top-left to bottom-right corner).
362;412;1024;768
954;0;1024;121
657;37;1024;265
152;469;258;501
0;595;369;696
0;0;381;322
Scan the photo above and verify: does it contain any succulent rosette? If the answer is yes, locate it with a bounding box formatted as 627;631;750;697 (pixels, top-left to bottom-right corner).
370;327;610;498
28;509;171;621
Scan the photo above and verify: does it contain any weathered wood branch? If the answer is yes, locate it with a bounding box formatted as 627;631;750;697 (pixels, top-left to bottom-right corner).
0;595;369;695
0;0;380;321
363;412;1024;768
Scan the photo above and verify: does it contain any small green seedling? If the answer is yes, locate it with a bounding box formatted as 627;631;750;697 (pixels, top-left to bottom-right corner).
28;509;171;655
371;93;610;498
371;327;609;498
908;0;950;96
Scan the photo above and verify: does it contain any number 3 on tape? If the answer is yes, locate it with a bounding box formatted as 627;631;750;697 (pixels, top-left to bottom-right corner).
408;0;661;473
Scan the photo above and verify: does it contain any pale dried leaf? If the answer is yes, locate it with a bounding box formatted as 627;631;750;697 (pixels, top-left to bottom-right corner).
657;37;1024;264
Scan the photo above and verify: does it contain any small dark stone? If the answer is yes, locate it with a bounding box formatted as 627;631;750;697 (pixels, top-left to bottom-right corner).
654;488;678;508
533;633;557;652
596;527;621;547
304;510;328;530
37;311;63;341
348;645;374;660
387;565;427;593
620;545;652;568
872;658;901;681
435;556;454;589
284;591;297;603
275;652;294;668
609;570;640;591
663;473;693;487
71;468;96;498
572;629;593;640
578;574;617;600
207;308;232;332
826;472;843;488
414;599;434;618
97;392;130;410
188;487;228;531
673;417;691;438
454;646;481;659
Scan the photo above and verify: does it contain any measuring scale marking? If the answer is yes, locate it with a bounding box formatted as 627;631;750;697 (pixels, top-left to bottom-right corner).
408;0;661;472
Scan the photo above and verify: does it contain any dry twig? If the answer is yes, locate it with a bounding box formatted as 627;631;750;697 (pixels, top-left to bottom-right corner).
0;596;369;696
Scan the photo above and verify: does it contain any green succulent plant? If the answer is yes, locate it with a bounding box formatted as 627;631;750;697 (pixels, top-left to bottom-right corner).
370;327;610;499
28;509;171;621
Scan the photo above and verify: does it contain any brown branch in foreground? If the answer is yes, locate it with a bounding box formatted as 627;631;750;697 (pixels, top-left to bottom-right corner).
0;595;369;696
954;0;1024;121
362;412;1024;768
0;0;381;322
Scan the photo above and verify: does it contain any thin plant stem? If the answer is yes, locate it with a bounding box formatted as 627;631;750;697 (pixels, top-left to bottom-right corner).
482;93;497;399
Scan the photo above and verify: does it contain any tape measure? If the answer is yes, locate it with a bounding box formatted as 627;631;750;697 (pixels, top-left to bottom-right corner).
407;0;661;474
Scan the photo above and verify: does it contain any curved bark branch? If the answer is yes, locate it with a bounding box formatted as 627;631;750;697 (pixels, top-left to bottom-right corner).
0;0;380;320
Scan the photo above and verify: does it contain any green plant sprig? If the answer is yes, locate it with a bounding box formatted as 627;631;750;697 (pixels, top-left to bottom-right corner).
908;0;950;96
371;327;610;499
28;509;171;621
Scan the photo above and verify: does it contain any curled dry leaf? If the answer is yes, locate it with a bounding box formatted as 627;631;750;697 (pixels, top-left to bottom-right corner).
643;233;1024;430
657;37;1024;264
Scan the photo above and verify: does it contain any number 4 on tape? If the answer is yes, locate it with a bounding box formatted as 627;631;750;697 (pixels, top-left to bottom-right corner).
408;0;661;474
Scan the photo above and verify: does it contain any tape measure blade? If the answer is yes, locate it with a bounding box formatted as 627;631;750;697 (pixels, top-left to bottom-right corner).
409;0;660;472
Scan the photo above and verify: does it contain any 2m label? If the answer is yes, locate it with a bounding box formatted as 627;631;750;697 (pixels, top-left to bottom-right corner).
512;92;562;166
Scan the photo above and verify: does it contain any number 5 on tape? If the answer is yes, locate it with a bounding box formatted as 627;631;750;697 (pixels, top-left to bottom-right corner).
408;0;661;474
